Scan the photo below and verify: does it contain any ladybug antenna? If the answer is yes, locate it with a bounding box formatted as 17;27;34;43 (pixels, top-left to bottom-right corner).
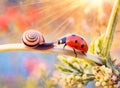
58;40;61;44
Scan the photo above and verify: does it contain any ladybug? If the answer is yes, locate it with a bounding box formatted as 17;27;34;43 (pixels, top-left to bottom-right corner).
58;34;88;57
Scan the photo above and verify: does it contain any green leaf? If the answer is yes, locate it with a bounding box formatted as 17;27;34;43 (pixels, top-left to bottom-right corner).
55;65;73;72
58;56;83;73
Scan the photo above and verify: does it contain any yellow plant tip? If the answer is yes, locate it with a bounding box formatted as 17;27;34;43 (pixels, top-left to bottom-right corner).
88;39;95;54
55;64;73;72
67;56;79;63
71;57;79;60
57;55;66;60
67;57;77;63
89;34;104;56
78;59;95;65
57;55;78;63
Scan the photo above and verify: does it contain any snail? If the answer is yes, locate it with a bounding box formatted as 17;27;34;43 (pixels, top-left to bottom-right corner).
22;30;54;49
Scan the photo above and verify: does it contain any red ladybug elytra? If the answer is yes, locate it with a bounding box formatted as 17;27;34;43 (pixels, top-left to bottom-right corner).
58;34;88;57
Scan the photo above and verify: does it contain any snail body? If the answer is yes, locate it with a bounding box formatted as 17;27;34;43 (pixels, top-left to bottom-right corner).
22;30;54;49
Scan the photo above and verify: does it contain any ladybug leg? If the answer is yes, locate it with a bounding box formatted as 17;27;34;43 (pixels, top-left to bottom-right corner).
73;49;77;57
63;43;67;49
82;52;86;56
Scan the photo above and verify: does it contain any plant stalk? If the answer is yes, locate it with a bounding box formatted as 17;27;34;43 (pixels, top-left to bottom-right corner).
102;0;120;59
101;0;120;75
0;43;103;64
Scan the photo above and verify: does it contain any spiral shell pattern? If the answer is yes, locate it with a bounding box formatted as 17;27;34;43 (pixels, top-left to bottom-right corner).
22;30;45;48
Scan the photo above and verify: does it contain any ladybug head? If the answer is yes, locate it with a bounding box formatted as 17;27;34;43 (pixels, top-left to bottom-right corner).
58;37;66;44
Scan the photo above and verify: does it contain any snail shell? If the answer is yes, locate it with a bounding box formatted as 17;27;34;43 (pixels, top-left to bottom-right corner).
22;30;54;49
22;30;45;48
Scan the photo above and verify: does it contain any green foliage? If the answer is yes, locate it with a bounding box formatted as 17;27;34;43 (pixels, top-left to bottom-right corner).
89;35;104;56
56;65;73;72
56;56;95;88
56;0;120;87
56;55;120;87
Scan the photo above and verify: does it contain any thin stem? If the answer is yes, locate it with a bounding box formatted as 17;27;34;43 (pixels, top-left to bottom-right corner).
102;0;120;58
0;43;103;64
100;0;120;75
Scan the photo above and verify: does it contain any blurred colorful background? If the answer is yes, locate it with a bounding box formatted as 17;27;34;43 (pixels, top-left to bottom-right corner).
0;0;120;88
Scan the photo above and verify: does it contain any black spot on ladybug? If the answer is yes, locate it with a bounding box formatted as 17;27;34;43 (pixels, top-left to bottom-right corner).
72;34;76;36
75;40;78;43
81;44;84;48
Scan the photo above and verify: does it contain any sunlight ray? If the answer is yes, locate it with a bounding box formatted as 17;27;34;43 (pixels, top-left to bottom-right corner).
37;2;80;28
35;0;75;24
